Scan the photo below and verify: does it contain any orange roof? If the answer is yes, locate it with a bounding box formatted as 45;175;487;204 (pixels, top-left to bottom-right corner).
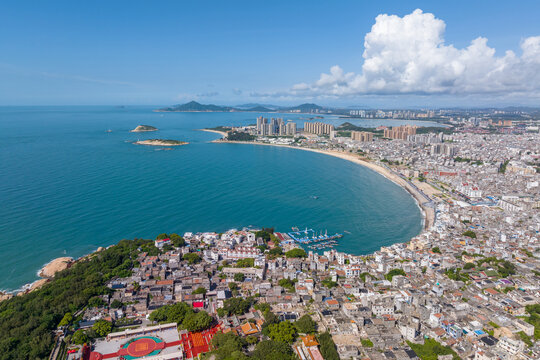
301;334;319;347
326;299;339;306
240;322;259;336
485;288;499;295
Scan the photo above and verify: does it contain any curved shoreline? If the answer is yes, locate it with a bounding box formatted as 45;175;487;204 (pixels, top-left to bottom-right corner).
199;128;228;137
213;139;434;231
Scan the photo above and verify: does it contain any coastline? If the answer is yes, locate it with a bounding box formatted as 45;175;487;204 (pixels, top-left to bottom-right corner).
199;128;228;137
134;140;189;146
212;139;434;231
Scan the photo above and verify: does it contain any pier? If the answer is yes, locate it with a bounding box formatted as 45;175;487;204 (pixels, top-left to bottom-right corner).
287;228;343;245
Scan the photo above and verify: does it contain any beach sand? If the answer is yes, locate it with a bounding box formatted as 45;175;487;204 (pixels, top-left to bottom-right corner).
134;140;188;146
199;129;228;137
213;140;435;230
39;257;74;278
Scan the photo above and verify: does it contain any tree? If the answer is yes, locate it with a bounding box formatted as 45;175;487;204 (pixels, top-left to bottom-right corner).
361;338;373;347
110;299;123;308
432;247;441;254
211;332;247;360
92;320;113;337
228;282;238;291
278;278;296;292
322;278;338;288
234;273;245;282
285;248;307;258
156;233;169;240
222;297;252;316
268;321;297;344
58;312;73;327
236;258;254;268
385;269;407;281
149;302;194;324
295;314;317;334
193;287;207;295
463;230;477;239
72;330;88;345
251;340;296;360
183;252;201;264
254;303;271;313
182;311;213;332
169;233;185;247
88;296;106;308
318;332;339;360
268;247;283;259
463;262;475;270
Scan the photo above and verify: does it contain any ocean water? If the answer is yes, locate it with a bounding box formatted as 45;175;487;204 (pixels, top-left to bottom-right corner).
0;106;429;291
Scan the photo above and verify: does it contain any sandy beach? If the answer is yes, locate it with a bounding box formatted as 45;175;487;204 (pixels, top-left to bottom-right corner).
214;140;434;230
134;140;188;146
199;129;228;137
38;257;74;278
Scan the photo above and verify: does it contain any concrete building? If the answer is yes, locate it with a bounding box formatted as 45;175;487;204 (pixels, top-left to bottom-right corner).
351;131;373;142
304;122;334;135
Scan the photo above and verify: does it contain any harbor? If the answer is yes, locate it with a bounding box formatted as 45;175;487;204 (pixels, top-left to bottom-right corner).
287;228;343;249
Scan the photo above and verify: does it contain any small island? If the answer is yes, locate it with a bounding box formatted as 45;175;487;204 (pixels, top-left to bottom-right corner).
130;125;158;132
134;139;188;146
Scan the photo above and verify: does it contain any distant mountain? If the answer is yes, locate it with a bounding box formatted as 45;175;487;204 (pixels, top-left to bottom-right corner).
285;103;327;112
156;101;327;113
157;101;234;112
243;106;274;112
235;103;279;110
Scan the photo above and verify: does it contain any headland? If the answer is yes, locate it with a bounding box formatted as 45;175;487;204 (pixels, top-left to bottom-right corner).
134;139;188;146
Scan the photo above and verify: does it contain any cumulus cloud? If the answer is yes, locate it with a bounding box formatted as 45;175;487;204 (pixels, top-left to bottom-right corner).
291;9;540;97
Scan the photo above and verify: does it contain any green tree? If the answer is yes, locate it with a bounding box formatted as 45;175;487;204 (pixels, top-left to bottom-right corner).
92;320;113;337
169;233;185;247
318;332;339;360
222;297;253;316
234;273;245;282
268;246;283;259
432;247;441;254
361;338;373;347
252;340;296;360
278;278;296;292
156;233;169;240
294;314;317;334
58;312;73;327
183;252;201;264
88;296;106;308
193;287;207;295
71;330;88;345
322;278;338;288
110;299;123;308
385;268;407;281
228;282;238;291
285;248;307;258
463;230;477;238
236;258;254;268
182;311;213;332
463;262;475;270
407;339;460;360
211;332;247;360
268;321;297;344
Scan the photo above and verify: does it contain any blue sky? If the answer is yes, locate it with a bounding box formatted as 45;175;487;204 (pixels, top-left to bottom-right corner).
1;1;540;107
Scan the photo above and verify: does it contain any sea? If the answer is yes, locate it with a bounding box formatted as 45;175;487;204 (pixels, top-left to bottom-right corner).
0;106;442;291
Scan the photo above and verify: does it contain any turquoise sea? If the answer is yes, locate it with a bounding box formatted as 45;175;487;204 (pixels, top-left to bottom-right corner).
0;106;437;291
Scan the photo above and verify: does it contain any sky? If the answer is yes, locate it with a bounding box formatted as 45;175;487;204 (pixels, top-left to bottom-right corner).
1;0;540;107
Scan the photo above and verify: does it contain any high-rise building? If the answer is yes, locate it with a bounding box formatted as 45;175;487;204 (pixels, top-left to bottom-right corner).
286;121;297;135
256;116;268;135
383;125;418;140
351;131;373;142
304;122;334;135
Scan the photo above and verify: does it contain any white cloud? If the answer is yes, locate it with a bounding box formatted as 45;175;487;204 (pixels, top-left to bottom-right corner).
291;9;540;98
